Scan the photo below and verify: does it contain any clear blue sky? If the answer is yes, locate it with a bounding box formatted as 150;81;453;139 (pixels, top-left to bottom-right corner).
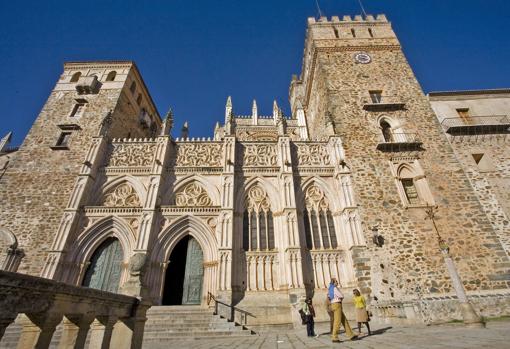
1;0;509;145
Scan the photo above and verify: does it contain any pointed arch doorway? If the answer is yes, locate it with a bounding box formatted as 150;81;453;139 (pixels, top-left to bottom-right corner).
82;237;123;293
162;235;204;305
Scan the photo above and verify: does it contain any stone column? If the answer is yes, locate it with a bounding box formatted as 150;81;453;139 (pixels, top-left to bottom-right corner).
0;314;17;341
88;316;117;349
1;246;24;272
57;315;93;349
16;313;63;349
218;136;236;301
110;304;148;349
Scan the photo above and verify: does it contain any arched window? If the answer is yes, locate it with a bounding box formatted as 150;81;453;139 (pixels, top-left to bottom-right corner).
242;186;275;251
129;81;136;94
303;185;338;250
106;71;117;81
398;165;421;205
82;237;123;293
380;120;393;142
70;72;81;82
136;94;142;105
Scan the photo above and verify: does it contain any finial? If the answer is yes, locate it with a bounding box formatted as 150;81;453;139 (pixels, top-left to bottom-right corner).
0;131;13;153
252;99;258;117
180;121;189;139
325;112;335;136
160;107;174;136
226;96;232;107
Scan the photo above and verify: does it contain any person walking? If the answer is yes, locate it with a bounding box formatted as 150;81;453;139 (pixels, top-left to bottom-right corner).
325;295;334;334
302;298;318;337
353;289;371;335
328;278;357;343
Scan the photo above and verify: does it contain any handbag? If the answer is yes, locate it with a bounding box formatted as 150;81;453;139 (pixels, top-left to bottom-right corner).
298;309;308;325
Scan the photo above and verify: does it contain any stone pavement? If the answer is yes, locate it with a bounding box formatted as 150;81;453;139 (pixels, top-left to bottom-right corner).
142;320;510;349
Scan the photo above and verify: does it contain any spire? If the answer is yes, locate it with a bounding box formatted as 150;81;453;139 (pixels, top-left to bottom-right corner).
0;131;12;153
252;99;258;125
325;112;335;136
160;108;174;136
180;121;189;139
214;121;222;140
225;96;233;123
272;100;279;119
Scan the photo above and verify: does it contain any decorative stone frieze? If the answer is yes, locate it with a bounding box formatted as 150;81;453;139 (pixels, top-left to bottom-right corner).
296;143;331;166
107;143;156;167
242;143;278;166
172;143;223;167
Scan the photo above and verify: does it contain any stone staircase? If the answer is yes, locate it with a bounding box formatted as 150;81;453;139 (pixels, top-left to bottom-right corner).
142;305;254;344
0;306;254;348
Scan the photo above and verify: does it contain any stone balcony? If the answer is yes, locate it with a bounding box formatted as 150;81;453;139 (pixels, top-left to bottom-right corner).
441;115;510;135
362;96;406;111
376;133;423;152
0;270;149;349
75;76;100;94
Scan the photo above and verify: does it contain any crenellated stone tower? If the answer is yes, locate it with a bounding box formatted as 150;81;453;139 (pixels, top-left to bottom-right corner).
290;15;510;322
0;61;160;276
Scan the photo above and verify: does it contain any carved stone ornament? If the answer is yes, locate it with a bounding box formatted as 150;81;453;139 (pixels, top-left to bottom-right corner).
305;185;329;211
297;144;331;166
237;130;278;141
243;144;278;166
102;183;141;207
108;143;156;167
128;253;146;277
174;182;213;207
246;186;271;212
173;143;223;167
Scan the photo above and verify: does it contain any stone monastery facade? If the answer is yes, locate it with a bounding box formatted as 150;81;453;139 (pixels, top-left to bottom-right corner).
0;14;509;326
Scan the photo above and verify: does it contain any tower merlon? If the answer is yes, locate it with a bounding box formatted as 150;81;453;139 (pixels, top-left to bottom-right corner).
307;14;387;25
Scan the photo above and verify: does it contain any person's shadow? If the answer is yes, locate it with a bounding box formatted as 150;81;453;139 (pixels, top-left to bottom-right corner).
322;326;393;338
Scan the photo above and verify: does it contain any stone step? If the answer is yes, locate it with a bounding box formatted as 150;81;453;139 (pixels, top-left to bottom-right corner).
145;318;227;324
144;322;238;330
143;330;254;339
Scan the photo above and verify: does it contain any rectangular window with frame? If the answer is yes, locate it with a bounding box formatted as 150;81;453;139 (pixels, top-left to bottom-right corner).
369;90;382;104
55;132;72;147
69;103;85;117
456;108;471;124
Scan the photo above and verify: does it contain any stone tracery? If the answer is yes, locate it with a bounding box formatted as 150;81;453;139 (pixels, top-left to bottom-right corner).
174;182;213;207
102;183;141;207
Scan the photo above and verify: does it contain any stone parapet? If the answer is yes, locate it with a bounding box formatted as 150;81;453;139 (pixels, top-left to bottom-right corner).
0;270;149;349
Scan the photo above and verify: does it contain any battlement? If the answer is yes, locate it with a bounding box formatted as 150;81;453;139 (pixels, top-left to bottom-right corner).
307;14;388;25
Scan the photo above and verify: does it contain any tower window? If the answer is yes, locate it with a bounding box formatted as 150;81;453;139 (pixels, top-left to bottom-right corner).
380;120;393;142
106;71;117;82
456;108;471;124
69;102;85;117
136;94;142;105
129;81;137;94
351;28;356;38
333;27;339;38
401;179;420;205
370;90;382;103
368;28;374;38
70;72;81;83
55;132;72;147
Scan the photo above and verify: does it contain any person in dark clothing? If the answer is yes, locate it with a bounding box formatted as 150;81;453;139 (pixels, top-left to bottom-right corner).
302;297;318;337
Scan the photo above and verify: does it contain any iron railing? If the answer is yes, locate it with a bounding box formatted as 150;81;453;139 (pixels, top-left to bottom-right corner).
362;95;406;111
207;292;255;327
441;115;510;135
376;133;423;152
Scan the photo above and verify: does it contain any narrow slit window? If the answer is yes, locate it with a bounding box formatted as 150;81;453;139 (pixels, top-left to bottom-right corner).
333;27;339;38
368;28;374;38
351;28;356;38
129;81;137;94
370;90;382;103
402;179;420;204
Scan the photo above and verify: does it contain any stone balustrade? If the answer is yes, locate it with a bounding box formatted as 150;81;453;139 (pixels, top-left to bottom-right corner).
0;270;149;349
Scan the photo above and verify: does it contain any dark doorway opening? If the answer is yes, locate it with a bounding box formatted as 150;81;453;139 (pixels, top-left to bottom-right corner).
162;235;190;305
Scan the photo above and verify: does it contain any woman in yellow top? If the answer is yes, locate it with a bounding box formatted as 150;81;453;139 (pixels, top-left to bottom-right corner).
353;289;371;335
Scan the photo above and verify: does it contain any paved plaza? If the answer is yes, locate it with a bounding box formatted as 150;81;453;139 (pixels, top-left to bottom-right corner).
144;320;510;349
